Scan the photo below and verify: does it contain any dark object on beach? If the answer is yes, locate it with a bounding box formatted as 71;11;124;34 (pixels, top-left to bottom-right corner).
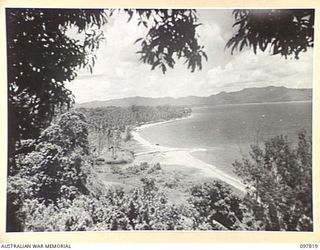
156;143;159;146
106;159;131;164
96;157;106;165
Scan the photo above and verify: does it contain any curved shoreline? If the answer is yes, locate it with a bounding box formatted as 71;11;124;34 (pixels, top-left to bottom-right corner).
135;113;194;132
131;114;246;193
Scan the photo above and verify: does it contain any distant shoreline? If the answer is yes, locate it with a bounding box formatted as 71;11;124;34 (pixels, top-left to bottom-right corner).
76;99;312;108
75;86;311;108
131;113;246;193
201;99;312;107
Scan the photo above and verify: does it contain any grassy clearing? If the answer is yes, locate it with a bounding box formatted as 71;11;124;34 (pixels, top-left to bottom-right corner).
94;157;217;205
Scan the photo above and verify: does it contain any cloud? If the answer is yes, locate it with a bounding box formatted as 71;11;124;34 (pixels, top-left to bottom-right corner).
206;49;313;93
66;10;314;103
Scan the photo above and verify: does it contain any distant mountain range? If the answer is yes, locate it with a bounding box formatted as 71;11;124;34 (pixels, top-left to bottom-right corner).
75;86;312;108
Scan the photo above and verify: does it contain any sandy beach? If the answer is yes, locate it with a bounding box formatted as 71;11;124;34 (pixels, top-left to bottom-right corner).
131;115;246;193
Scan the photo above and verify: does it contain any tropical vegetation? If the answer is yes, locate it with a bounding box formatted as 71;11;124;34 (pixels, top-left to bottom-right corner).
6;8;313;232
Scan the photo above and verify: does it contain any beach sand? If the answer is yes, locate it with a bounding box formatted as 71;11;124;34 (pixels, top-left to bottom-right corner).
131;116;246;193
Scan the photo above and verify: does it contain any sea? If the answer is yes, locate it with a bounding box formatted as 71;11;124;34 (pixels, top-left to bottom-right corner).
139;101;312;177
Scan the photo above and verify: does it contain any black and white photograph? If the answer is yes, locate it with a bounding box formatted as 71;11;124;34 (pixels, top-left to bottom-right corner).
6;8;314;233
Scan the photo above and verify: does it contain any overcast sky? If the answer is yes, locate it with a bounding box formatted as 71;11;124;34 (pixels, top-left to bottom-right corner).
66;9;314;104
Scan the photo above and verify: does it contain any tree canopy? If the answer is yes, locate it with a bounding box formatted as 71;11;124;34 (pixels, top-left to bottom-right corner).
7;8;315;158
6;9;206;170
6;8;314;233
127;9;207;73
7;9;109;173
233;131;312;231
226;9;314;59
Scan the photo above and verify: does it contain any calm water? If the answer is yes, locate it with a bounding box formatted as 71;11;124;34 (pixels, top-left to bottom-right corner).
140;101;312;176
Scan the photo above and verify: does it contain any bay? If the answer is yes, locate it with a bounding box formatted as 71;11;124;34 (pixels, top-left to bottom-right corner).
139;101;312;177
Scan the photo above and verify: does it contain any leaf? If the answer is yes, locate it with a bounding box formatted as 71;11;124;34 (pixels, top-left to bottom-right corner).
225;37;235;49
253;42;257;54
151;60;161;70
161;63;166;74
127;11;133;22
240;39;248;51
202;51;208;61
232;20;243;27
143;21;148;28
134;37;143;44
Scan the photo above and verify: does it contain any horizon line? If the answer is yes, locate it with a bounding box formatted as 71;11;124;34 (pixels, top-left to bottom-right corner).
75;85;312;104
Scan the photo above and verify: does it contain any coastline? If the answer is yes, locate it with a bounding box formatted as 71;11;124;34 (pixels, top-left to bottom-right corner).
131;114;246;193
135;113;194;132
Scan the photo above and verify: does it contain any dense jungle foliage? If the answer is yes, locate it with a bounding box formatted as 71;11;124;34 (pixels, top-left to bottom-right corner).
7;8;314;232
8;110;312;231
77;105;191;131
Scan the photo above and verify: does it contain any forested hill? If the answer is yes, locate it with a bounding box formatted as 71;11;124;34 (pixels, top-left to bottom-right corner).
76;86;312;108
